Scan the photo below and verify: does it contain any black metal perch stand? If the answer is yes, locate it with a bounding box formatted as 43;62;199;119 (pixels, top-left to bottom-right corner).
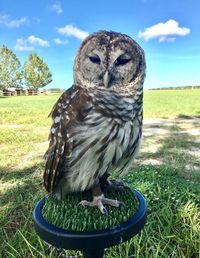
33;189;147;258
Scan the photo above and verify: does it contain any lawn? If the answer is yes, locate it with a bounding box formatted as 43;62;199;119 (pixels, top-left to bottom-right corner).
144;89;200;119
0;89;200;258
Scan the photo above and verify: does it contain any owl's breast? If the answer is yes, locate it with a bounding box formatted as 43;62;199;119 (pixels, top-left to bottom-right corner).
62;109;142;192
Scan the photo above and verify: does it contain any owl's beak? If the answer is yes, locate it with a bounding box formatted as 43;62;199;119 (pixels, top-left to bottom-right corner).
103;71;111;88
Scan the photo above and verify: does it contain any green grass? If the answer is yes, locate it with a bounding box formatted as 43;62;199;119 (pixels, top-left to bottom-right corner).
0;94;59;126
1;89;200;124
0;90;200;258
43;187;138;231
0;94;59;168
112;166;200;258
143;89;200;118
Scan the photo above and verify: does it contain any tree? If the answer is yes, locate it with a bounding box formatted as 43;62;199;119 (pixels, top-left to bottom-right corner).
23;53;52;89
0;45;22;90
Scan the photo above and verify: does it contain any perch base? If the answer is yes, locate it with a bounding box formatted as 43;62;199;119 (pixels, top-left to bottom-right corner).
33;189;147;258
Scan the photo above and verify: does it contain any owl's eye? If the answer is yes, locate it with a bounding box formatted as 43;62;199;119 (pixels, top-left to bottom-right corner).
115;57;131;66
89;55;101;64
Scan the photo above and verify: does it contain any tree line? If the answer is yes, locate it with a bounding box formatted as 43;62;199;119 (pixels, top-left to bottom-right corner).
149;86;200;90
0;45;52;91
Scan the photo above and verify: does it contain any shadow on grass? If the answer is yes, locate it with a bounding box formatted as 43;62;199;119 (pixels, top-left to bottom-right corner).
176;115;200;129
0;164;41;183
0;162;45;205
141;122;200;181
120;120;200;257
0;163;47;257
177;114;200;119
0;162;45;233
124;165;200;258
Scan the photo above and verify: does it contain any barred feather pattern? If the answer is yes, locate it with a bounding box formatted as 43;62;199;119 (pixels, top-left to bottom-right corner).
44;84;143;199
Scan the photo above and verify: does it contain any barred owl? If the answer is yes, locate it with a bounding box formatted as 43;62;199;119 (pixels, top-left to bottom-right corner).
44;31;146;213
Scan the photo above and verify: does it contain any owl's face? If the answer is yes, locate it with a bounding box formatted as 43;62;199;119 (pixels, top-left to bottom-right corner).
74;31;145;90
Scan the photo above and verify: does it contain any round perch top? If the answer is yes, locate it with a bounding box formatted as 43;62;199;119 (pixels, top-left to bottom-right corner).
43;186;138;231
33;187;147;251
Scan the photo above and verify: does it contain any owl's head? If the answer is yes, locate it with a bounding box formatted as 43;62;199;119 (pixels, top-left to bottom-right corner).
74;31;146;91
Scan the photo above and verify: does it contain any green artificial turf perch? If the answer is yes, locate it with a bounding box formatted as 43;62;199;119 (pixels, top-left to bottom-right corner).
42;186;139;231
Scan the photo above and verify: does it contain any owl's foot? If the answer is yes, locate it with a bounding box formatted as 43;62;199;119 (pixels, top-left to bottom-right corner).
79;194;124;214
101;179;127;192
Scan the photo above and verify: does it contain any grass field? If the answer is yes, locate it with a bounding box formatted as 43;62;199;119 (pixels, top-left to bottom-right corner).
144;89;200;118
0;89;200;258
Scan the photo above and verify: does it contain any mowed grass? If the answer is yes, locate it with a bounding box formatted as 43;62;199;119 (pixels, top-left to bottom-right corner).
144;89;200;118
0;94;58;126
0;89;200;258
0;94;58;168
1;89;200;125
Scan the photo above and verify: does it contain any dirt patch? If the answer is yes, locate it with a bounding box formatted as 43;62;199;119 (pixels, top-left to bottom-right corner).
185;164;200;172
139;158;163;166
187;147;200;158
182;129;200;136
15;141;49;170
143;128;169;137
139;118;200;170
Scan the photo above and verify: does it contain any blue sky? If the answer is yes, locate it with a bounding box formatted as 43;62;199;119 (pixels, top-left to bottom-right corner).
1;0;200;89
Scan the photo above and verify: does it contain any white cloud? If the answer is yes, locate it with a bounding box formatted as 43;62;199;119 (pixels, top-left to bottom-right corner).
51;2;63;15
159;36;176;43
28;35;49;47
138;19;190;42
15;39;34;51
0;14;28;28
57;24;89;40
15;35;50;51
53;38;68;45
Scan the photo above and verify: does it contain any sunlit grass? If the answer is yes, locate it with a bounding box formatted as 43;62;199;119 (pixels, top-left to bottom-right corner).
0;94;60;126
143;89;200;118
0;125;49;168
1;89;200;123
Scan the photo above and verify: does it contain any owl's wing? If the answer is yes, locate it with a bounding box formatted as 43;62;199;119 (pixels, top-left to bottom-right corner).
43;85;92;193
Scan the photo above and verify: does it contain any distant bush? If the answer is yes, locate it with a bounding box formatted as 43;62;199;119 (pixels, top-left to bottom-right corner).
48;88;63;93
149;85;200;90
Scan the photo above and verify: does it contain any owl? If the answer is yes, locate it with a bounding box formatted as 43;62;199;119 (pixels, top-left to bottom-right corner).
44;31;146;214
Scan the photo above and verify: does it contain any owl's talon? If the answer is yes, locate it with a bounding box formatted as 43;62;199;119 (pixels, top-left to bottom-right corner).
78;195;123;214
79;200;84;206
101;179;127;192
101;206;108;215
79;200;91;206
102;198;124;207
119;201;126;207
